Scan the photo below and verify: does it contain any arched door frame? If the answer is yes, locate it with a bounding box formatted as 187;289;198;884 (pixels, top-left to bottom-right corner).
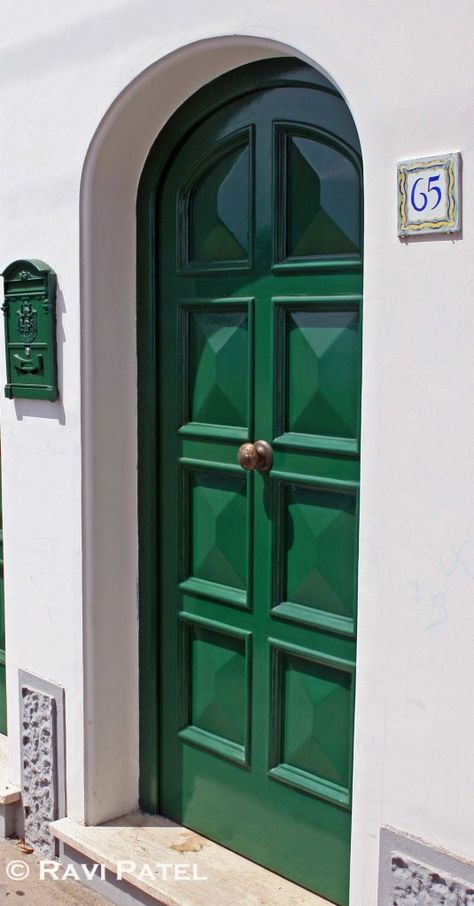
79;36;366;845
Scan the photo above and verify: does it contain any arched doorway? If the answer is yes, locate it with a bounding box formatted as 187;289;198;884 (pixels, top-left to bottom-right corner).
138;56;363;906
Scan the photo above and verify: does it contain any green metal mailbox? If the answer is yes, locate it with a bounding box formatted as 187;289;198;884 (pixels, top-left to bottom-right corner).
2;259;58;401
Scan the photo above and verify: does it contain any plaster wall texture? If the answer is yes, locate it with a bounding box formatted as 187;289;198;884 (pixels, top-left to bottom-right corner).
0;2;474;905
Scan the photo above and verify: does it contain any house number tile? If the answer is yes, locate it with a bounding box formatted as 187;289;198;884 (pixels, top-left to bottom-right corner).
397;152;461;236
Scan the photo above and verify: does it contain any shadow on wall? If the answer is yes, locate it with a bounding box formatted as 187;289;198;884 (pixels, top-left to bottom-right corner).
1;0;158;85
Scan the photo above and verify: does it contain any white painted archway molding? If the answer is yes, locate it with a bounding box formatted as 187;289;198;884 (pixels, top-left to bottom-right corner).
79;34;362;829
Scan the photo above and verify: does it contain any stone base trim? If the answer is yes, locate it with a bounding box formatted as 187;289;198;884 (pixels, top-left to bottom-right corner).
21;686;57;854
18;672;65;857
379;827;474;905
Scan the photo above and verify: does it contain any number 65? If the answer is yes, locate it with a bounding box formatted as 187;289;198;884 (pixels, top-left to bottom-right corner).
411;174;442;212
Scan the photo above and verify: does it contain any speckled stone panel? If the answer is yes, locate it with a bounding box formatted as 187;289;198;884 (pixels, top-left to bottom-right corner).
391;853;474;905
20;686;57;856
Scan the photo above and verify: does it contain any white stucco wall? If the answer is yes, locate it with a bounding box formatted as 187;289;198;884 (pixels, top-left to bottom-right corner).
1;3;474;904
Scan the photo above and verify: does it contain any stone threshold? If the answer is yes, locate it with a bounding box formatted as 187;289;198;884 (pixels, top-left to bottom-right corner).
51;811;332;906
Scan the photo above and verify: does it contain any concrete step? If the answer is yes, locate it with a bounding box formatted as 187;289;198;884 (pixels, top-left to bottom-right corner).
51;811;331;906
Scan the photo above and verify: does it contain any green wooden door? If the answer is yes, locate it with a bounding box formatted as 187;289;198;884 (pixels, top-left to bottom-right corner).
143;60;362;906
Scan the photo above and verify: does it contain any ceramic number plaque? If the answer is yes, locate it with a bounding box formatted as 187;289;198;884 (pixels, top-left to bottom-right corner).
398;152;461;236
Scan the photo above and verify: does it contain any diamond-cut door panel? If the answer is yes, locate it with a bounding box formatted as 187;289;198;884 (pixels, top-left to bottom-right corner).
274;302;361;451
275;127;361;263
273;479;357;635
179;616;250;764
180;465;250;607
269;643;353;806
179;301;252;439
179;130;253;270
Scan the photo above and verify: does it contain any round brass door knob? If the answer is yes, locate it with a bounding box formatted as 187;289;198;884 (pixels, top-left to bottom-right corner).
237;440;273;472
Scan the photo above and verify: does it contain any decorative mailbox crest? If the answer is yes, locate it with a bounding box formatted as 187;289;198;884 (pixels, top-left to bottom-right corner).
2;259;58;400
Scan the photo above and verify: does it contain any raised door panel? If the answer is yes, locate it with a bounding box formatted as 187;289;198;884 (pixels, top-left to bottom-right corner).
179;299;254;441
179;462;252;608
179;128;253;272
178;615;251;765
269;641;354;808
274;124;362;268
274;298;362;453
272;477;358;636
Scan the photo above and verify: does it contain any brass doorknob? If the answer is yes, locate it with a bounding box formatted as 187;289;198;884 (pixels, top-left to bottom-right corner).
237;440;273;472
